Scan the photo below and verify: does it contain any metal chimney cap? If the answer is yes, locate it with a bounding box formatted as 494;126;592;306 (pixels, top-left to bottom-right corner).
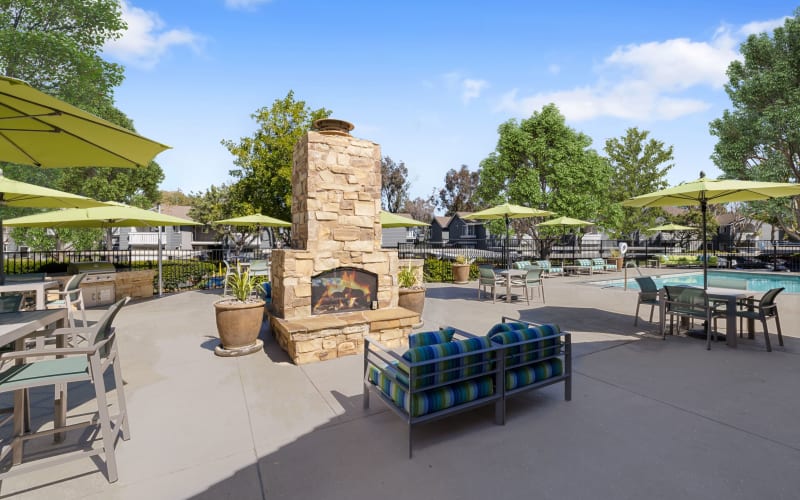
313;119;354;136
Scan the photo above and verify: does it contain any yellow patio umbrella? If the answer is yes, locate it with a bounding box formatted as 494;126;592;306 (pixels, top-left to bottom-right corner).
213;214;291;227
623;174;800;288
379;211;429;228
645;223;695;232
0;76;169;167
467;203;553;269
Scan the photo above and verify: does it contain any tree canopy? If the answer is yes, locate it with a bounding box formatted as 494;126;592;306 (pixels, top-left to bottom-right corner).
381;156;409;213
605;127;673;239
709;10;800;240
222;91;330;222
438;165;480;215
477;104;614;237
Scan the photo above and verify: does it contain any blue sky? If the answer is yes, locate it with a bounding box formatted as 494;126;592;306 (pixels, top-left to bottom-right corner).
104;1;797;204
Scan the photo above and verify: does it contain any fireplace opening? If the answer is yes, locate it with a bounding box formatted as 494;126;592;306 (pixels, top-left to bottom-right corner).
311;267;378;315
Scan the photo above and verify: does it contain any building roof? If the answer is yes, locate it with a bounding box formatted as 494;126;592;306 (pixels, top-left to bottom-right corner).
433;216;452;228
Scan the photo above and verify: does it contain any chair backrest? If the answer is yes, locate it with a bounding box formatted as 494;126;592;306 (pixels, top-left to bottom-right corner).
525;269;543;282
87;297;130;349
535;260;550;269
0;294;23;313
635;276;659;294
664;286;707;314
577;259;592;266
65;273;87;293
478;267;497;282
759;287;784;309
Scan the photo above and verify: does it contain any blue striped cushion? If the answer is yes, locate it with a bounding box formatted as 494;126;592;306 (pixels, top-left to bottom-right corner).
505;358;563;390
489;324;561;367
485;322;527;337
401;376;495;417
408;327;456;348
401;336;493;389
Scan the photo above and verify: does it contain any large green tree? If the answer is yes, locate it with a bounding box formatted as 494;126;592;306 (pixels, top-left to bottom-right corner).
709;10;800;240
189;183;261;257
222;91;330;222
477;104;614;238
381;156;409;213
438;165;480;215
0;0;164;211
605;127;673;239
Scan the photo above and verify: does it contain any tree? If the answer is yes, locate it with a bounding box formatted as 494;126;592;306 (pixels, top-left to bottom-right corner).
438;165;480;215
189;183;262;257
605;127;674;239
709;11;800;240
161;190;194;206
381;156;409;212
403;193;436;223
0;0;164;207
477;104;615;238
222;91;331;222
10;227;103;251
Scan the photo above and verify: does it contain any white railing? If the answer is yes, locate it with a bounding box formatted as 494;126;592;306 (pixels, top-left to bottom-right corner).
128;232;160;246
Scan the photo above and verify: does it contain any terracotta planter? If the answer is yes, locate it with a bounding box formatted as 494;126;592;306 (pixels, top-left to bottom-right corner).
214;299;266;351
452;263;470;284
398;287;425;315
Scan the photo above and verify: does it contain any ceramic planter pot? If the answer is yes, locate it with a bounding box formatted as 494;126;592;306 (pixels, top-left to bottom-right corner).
214;299;265;352
452;263;470;284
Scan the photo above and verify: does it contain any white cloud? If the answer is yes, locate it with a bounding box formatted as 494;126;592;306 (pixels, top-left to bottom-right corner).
224;0;272;10
462;79;488;104
739;16;789;36
495;25;742;122
103;1;201;70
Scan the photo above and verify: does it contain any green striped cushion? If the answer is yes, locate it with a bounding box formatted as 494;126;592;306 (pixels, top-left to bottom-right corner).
401;336;493;389
401;376;494;417
485;322;527;337
505;358;563;390
489;324;561;367
408;327;456;348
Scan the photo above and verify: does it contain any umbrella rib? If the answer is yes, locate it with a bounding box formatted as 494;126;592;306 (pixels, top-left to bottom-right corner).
0;130;42;166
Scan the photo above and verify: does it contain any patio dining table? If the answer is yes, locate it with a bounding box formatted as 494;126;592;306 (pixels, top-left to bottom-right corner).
498;269;527;303
658;286;755;348
0;308;68;463
0;280;60;310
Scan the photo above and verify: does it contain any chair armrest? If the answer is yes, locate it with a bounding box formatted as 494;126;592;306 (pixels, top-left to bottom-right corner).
0;342;106;360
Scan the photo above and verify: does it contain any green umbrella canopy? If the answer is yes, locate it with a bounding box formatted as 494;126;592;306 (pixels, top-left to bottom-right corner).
213;213;291;227
3;201;200;228
0;172;104;209
538;216;593;227
646;223;695;232
467;203;553;220
623;175;800;288
0;76;169;167
379;211;430;228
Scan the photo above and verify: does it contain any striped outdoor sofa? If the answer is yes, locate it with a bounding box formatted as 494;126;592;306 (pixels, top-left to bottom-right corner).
364;318;572;457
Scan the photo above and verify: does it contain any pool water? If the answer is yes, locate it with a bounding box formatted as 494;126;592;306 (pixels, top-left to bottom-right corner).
598;270;800;294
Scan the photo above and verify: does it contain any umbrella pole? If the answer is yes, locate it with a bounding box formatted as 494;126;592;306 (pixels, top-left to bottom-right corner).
702;199;708;290
505;215;511;271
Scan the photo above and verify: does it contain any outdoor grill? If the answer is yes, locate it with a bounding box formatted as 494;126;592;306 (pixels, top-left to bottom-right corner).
67;262;117;307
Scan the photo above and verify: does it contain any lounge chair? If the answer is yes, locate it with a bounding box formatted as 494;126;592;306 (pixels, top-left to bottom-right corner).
572;259;594;275
590;258;613;273
535;260;563;277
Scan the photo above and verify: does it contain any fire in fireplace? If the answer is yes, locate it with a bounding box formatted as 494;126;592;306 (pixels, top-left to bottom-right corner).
311;267;378;315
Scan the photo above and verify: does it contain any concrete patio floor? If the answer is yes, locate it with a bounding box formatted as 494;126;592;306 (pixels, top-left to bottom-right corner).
1;268;798;499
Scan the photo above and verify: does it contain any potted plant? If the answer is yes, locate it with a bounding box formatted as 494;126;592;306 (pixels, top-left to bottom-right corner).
452;255;471;284
213;263;266;356
397;265;425;322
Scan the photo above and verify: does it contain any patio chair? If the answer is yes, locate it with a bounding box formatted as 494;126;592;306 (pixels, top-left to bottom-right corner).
0;294;23;314
0;297;131;482
574;259;594;275
663;286;725;349
46;273;88;330
478;267;505;303
734;287;784;352
633;277;659;326
590;258;610;273
509;268;545;305
535;260;563;277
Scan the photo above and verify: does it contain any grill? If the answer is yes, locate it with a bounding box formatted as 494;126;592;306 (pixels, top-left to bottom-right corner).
67;262;117;283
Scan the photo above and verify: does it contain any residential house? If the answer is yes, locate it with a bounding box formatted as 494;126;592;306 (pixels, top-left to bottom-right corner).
429;212;487;247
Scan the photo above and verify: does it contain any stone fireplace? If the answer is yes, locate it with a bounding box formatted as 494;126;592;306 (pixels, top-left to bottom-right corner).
269;119;419;364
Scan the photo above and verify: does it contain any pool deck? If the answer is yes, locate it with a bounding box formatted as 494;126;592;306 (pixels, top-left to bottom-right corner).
1;268;798;499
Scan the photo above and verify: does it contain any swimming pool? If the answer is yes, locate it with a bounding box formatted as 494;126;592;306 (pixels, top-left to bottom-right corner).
597;270;800;294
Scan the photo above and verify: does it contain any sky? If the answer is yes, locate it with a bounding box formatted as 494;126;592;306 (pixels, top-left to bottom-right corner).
103;0;798;205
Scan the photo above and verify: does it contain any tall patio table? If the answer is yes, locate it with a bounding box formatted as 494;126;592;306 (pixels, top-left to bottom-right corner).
498;269;526;303
0;308;68;463
0;280;60;310
658;286;754;348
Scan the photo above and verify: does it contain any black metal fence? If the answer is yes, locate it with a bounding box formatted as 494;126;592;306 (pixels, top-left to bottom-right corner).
399;238;800;282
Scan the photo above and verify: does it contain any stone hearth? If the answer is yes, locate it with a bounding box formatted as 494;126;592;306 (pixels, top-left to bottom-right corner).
269;119;420;364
